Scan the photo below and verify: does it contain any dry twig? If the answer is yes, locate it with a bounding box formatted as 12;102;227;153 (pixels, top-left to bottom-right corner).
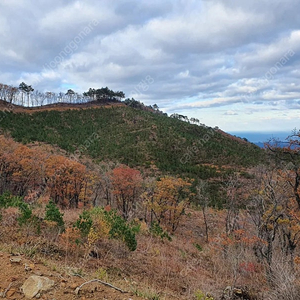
74;279;126;295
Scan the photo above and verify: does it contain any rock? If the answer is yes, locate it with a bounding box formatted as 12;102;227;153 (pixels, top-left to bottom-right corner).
24;263;35;271
21;275;55;299
10;257;22;263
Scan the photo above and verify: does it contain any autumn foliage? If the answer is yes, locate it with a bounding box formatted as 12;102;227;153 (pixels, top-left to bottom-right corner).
110;165;142;220
144;176;192;233
0;136;93;208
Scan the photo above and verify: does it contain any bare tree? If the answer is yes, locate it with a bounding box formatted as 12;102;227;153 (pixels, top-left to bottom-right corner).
196;180;211;243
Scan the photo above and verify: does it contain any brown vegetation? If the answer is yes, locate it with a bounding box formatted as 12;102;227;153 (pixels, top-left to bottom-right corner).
1;128;300;299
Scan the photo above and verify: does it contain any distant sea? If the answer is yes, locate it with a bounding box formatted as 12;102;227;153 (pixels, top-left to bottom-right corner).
229;131;292;148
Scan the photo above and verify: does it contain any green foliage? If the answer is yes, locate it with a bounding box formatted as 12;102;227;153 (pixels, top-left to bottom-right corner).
150;221;172;241
74;210;93;237
193;243;203;252
95;267;108;281
133;287;160;300
105;210;139;251
0;192;23;208
0;192;33;226
17;202;33;225
45;200;65;230
91;207;139;251
0;106;265;181
194;290;214;300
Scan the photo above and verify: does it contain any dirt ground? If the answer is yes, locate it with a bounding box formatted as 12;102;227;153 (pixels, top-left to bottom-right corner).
0;100;124;114
0;251;143;300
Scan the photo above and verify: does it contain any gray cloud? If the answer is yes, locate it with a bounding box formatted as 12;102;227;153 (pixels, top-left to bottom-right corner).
0;0;300;132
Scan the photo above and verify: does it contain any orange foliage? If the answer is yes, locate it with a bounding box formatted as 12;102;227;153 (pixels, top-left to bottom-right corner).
45;155;91;208
110;165;142;219
0;135;93;208
145;176;192;233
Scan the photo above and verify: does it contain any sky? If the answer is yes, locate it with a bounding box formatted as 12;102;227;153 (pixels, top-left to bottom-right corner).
0;0;300;134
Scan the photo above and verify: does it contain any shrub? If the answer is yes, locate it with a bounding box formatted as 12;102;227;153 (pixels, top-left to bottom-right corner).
74;210;93;237
105;209;139;251
17;202;33;226
45;200;65;231
150;221;172;241
0;193;34;226
90;207;139;251
194;290;214;300
0;192;23;208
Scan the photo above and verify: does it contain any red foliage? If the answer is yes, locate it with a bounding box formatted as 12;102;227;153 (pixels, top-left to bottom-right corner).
110;165;142;219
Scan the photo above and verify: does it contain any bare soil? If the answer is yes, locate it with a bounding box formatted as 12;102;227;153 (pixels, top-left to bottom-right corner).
0;250;144;300
0;100;124;114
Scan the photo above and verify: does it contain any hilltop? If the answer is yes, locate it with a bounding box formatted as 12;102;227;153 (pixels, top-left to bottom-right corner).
0;99;263;173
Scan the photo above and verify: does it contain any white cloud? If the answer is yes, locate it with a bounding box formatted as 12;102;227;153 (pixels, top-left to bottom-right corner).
0;0;300;133
224;110;238;115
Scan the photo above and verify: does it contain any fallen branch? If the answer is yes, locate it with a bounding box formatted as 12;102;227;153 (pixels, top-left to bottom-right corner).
74;279;127;295
2;282;12;298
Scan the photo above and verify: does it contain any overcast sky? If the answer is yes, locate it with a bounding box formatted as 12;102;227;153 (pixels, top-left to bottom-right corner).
0;0;300;133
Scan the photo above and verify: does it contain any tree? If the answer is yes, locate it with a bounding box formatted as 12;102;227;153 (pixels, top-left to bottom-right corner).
260;131;300;271
266;130;300;209
65;89;75;103
196;180;211;243
0;83;18;103
83;88;96;100
247;134;300;282
19;82;34;106
144;176;192;233
45;155;88;208
223;173;243;237
0;138;46;198
247;166;283;279
7;86;18;104
45;200;65;231
110;165;142;220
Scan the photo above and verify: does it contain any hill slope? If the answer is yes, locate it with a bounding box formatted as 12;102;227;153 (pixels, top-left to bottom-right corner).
0;102;264;178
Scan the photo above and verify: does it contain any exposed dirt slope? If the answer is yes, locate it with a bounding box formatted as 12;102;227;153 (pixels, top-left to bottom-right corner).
0;99;124;114
0;250;143;300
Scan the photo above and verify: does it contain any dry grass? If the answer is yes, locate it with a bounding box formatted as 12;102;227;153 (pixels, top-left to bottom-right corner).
1;205;299;299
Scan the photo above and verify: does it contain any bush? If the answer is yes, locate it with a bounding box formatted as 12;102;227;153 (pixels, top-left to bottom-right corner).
90;207;139;251
104;209;140;251
0;192;23;208
150;221;172;241
74;210;93;237
17;202;33;226
45;200;65;231
0;193;33;226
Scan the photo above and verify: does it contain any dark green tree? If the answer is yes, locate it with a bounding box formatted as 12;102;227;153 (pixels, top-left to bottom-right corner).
19;82;34;106
45;200;65;231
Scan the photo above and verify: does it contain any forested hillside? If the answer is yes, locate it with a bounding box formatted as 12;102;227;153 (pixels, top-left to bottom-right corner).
0;102;264;179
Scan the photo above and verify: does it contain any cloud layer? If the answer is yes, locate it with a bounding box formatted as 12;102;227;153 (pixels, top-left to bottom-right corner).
0;0;299;132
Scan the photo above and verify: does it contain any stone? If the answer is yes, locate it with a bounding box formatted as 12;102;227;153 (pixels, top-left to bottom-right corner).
21;275;55;299
24;263;35;271
10;257;22;263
